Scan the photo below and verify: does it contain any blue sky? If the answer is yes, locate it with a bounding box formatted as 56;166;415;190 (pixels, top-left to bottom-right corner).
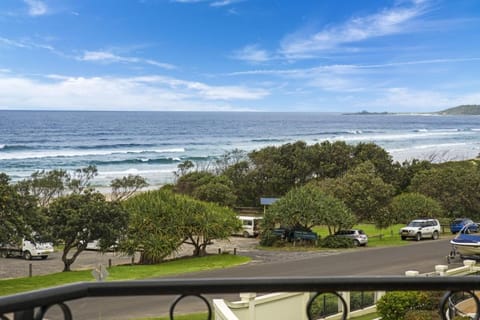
0;0;479;112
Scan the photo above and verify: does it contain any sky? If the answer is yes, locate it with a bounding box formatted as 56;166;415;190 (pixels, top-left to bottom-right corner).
0;0;480;113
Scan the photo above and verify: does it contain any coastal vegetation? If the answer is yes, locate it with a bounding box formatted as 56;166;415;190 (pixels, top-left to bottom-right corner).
2;138;480;266
437;104;480;115
122;189;241;264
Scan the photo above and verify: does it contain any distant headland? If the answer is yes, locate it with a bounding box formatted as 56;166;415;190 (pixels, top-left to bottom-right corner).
344;105;480;116
436;105;480;115
342;110;393;115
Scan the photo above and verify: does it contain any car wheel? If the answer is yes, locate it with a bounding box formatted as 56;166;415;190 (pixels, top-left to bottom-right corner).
41;256;48;260
415;233;422;241
353;239;360;247
24;251;32;260
243;231;250;238
0;251;7;258
401;236;406;240
432;231;439;240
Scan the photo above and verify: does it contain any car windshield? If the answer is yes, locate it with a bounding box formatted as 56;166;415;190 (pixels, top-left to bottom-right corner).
452;219;466;224
408;221;425;227
357;230;365;235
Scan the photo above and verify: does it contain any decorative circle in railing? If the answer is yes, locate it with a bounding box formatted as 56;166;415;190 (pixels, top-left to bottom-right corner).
169;294;212;320
307;291;347;320
440;290;480;320
36;302;73;320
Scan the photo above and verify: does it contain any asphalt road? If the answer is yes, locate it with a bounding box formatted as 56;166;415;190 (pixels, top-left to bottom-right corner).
55;237;461;320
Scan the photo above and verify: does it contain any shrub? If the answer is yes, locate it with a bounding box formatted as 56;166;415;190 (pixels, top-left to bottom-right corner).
320;235;354;248
259;231;280;247
377;291;433;320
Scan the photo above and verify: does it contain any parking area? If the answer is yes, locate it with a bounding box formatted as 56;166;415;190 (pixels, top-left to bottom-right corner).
0;236;342;280
0;237;259;280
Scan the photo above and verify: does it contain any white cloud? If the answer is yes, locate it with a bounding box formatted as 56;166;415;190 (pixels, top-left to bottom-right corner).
0;36;29;48
368;87;480;112
210;0;242;7
24;0;48;16
171;0;242;7
0;73;269;111
79;51;176;70
232;44;272;63
280;1;428;58
170;0;207;3
227;64;365;91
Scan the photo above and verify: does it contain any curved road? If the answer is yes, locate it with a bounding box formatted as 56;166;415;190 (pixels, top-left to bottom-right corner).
61;238;459;319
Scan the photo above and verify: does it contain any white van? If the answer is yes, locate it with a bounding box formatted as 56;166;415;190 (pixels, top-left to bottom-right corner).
236;216;262;238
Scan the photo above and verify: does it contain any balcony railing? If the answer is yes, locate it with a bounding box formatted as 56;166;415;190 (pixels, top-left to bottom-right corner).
1;276;480;320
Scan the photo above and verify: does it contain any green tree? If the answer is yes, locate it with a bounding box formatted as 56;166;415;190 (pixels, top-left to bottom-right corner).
409;161;480;219
223;161;259;206
122;190;185;264
353;142;396;183
17;165;99;206
265;184;355;234
174;172;237;207
214;148;247;175
174;171;214;195
309;141;355;179
17;169;69;207
67;165;98;193
180;199;241;256
248;141;313;197
318;161;395;222
174;160;194;179
193;180;237;207
0;173;40;244
387;193;444;226
394;159;433;193
110;174;149;201
122;189;241;263
47;191;128;271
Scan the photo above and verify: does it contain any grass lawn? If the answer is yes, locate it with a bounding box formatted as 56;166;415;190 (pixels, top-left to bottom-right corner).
313;223;411;247
0;254;250;297
350;312;379;320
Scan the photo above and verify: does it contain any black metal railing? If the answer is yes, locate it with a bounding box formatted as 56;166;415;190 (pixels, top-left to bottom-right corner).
1;276;480;320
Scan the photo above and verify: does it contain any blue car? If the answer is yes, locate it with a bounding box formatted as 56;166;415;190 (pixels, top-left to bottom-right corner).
450;218;478;234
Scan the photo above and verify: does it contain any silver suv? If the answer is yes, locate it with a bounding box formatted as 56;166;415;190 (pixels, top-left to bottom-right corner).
334;229;368;246
400;219;441;241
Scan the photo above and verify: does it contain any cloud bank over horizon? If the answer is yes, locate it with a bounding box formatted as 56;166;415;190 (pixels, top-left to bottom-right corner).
0;0;479;112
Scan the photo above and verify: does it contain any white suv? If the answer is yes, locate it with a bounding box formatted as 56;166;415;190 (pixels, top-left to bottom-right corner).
400;219;441;241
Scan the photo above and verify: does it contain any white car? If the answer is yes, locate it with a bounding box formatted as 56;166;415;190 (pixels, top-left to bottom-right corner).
400;219;441;241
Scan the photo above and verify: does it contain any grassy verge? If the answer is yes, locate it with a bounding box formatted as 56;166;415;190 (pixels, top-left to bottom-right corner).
313;224;411;247
0;254;250;297
350;312;379;320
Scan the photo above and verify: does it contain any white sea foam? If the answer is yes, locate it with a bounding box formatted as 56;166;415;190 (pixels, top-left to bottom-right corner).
0;147;186;160
388;142;468;153
0;144;5;149
334;130;473;142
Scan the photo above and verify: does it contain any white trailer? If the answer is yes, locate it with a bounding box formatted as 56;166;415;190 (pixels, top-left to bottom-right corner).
0;239;54;260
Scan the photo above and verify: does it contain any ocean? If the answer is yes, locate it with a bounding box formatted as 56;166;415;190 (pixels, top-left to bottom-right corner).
1;110;479;188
